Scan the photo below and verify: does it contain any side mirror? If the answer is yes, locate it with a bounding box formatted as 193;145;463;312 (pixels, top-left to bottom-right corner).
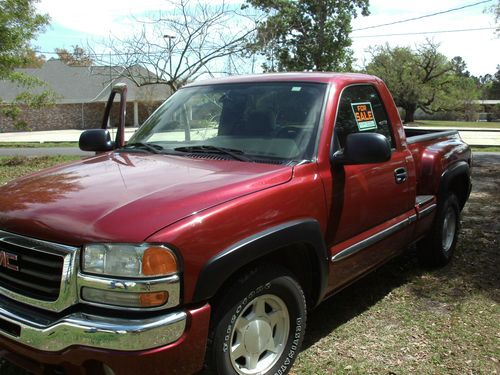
332;133;391;165
79;129;115;152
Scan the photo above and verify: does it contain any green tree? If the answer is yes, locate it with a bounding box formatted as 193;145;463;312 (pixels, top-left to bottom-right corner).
0;0;52;128
451;56;470;78
18;48;46;68
452;72;481;121
246;0;369;72
483;66;500;99
365;42;479;123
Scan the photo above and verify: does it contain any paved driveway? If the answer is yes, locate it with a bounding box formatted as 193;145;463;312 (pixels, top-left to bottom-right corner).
0;129;137;143
0;147;93;157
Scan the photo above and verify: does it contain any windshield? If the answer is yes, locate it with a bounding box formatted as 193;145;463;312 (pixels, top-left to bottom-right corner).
128;82;327;163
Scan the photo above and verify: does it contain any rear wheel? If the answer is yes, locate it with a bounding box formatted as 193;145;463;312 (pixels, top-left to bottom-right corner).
417;194;460;267
207;265;306;375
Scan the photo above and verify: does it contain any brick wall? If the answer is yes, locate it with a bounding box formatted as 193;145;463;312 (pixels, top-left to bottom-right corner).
0;101;163;132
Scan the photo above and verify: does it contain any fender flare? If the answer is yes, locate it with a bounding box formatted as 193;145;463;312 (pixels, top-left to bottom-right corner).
191;219;329;306
438;161;471;207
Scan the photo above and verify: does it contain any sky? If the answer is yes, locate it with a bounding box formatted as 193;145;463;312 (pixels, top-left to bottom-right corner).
34;0;500;77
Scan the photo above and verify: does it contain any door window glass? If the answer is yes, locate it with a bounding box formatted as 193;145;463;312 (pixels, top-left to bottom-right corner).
335;85;395;148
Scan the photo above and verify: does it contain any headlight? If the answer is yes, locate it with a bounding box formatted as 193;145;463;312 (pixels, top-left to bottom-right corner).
80;243;180;309
82;243;178;278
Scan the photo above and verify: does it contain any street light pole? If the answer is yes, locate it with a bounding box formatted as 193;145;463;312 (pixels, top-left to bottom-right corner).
163;34;176;78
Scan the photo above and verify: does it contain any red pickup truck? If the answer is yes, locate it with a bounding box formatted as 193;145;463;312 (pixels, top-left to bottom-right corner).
0;73;471;375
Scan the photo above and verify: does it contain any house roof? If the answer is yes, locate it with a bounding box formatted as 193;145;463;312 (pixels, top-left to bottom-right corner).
0;60;170;104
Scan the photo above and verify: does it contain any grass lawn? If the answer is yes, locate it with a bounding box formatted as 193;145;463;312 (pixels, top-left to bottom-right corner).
471;146;500;152
0;155;499;375
0;156;81;185
410;120;500;129
0;142;78;148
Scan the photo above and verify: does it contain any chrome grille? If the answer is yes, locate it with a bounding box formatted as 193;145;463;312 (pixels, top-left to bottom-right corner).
0;240;63;301
0;230;79;312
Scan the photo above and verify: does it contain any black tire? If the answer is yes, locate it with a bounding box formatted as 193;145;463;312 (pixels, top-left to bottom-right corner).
417;193;460;267
207;265;307;375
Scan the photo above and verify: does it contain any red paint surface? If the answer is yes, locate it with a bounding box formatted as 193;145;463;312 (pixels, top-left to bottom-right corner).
0;153;292;245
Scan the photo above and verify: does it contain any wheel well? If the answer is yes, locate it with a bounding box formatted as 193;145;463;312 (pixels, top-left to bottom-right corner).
209;243;321;312
448;173;470;210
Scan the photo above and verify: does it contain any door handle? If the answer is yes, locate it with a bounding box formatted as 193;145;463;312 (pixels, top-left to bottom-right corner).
394;167;407;184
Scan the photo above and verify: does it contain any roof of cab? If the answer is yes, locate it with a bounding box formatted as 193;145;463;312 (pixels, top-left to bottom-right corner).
185;72;380;87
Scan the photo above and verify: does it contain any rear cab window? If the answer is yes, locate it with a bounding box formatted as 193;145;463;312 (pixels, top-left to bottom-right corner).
334;85;395;150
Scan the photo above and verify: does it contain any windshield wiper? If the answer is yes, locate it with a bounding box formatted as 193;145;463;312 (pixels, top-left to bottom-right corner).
174;145;252;162
122;142;164;154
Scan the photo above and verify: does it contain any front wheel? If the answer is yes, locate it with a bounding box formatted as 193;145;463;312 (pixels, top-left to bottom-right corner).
417;193;460;267
207;265;307;375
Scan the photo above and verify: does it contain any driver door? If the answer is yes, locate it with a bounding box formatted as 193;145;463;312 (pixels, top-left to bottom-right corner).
328;84;414;289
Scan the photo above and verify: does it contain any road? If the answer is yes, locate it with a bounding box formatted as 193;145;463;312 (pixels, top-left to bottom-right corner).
472;152;500;164
455;130;500;146
404;126;500;146
0;147;93;157
0;128;138;143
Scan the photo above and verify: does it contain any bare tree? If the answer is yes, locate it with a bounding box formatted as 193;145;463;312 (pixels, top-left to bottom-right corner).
91;0;256;93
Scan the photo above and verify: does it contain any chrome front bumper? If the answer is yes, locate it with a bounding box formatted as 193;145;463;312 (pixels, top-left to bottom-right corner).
0;300;186;352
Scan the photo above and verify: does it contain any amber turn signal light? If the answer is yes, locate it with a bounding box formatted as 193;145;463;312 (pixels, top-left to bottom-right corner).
142;246;178;276
140;291;169;307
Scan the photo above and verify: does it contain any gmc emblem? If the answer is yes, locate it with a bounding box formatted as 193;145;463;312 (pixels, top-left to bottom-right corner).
0;250;19;271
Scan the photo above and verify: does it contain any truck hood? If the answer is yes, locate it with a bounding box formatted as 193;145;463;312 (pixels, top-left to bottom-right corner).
0;152;292;245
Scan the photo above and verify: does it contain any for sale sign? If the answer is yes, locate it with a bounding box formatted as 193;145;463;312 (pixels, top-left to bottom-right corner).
351;102;377;131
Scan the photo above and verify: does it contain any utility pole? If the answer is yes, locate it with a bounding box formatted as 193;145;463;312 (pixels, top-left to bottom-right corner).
163;34;176;79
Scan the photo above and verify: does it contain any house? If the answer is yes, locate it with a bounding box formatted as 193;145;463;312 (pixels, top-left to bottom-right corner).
0;60;171;132
473;100;500;122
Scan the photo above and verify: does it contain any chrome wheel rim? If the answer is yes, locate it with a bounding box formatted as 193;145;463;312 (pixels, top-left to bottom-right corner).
442;207;457;252
229;294;290;375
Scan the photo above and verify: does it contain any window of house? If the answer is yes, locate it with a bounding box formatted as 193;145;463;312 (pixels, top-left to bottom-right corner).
334;85;395;149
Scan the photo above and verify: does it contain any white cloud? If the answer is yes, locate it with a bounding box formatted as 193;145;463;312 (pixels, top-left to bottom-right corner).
37;0;171;36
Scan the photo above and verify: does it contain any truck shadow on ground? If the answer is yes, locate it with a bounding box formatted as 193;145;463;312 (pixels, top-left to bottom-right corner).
303;231;499;351
302;249;423;350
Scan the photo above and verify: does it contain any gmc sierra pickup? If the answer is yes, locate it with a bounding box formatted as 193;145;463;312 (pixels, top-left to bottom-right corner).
0;73;471;375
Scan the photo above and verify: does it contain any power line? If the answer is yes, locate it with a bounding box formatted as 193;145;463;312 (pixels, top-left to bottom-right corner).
352;0;493;32
35;46;244;56
36;50;217;57
38;51;153;56
353;26;496;38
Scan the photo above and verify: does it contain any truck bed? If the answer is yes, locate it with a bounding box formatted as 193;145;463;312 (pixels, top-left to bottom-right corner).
404;127;459;144
404;126;471;199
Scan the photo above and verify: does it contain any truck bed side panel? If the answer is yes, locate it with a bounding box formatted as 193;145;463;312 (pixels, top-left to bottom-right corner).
406;131;472;197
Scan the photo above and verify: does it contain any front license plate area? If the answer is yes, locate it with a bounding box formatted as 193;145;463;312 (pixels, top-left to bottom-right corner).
0;317;21;337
